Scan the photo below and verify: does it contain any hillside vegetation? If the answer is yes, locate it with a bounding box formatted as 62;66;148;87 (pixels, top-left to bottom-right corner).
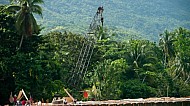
37;0;190;41
1;0;190;41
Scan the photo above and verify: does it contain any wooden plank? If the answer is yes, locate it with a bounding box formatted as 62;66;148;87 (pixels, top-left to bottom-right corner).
64;89;75;102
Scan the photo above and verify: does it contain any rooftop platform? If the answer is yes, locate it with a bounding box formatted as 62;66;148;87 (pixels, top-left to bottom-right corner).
34;97;190;106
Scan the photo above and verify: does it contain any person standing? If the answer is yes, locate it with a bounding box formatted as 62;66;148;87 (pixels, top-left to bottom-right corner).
22;99;26;105
13;94;17;105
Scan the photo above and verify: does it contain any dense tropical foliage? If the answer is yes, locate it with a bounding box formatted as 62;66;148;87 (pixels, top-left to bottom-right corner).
1;1;190;105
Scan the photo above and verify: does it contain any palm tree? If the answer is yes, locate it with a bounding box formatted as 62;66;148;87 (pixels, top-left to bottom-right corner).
6;0;43;49
171;28;190;82
127;40;160;82
159;30;176;68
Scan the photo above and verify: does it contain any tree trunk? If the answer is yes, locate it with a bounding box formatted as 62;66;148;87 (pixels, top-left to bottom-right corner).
18;34;24;50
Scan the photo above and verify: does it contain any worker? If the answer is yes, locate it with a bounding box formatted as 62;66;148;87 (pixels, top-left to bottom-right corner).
37;100;41;106
13;94;17;105
74;99;77;104
21;99;26;105
101;17;104;26
97;6;104;14
63;99;67;104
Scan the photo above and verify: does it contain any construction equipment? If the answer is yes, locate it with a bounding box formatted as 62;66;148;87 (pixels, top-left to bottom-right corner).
68;6;104;87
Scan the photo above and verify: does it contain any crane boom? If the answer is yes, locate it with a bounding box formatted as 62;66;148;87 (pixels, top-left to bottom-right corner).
68;6;104;87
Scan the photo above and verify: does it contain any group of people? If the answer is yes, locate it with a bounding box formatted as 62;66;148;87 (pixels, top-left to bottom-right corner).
10;94;33;106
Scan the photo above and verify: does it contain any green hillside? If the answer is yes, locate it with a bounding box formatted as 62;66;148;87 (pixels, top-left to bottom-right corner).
1;0;190;41
38;0;190;41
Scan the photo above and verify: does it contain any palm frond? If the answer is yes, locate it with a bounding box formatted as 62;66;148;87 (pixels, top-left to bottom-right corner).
31;0;44;4
15;10;25;34
31;4;42;17
10;0;24;5
5;5;21;12
30;13;39;34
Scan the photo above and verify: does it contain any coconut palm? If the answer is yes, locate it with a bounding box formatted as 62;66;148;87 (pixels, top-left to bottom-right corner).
171;28;190;82
159;30;176;68
6;0;43;49
126;40;161;82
